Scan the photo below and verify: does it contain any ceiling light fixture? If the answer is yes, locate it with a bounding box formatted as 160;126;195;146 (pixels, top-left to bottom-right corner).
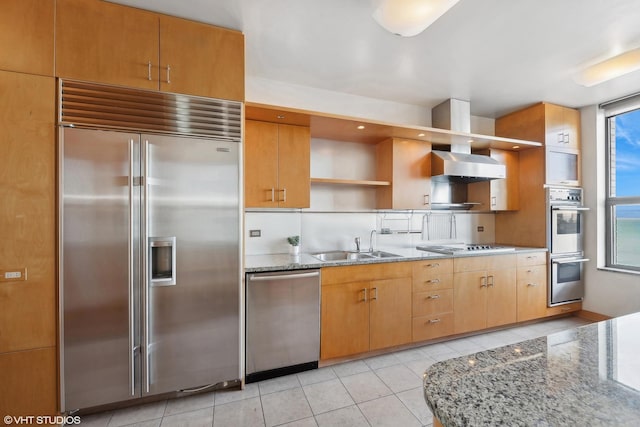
574;47;640;87
357;125;366;129
371;0;460;37
418;133;425;137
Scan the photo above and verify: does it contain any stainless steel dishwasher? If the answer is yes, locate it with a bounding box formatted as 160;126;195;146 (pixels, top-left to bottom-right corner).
245;269;321;383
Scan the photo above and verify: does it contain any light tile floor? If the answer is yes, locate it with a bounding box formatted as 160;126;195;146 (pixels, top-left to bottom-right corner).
73;316;591;427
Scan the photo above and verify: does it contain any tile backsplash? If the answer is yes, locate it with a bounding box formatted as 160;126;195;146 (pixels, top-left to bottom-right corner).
245;211;496;255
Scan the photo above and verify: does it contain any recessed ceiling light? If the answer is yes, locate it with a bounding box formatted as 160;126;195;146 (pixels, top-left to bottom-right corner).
357;125;366;130
512;145;520;149
418;133;425;137
467;139;474;143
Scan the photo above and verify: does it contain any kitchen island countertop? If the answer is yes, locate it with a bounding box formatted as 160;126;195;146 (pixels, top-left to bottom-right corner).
423;312;640;426
245;246;546;273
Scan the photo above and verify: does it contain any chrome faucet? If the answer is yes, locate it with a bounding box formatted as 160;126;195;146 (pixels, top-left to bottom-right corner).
354;237;361;252
369;229;377;252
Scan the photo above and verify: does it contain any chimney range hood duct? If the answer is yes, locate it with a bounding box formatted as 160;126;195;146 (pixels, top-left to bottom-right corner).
430;99;506;183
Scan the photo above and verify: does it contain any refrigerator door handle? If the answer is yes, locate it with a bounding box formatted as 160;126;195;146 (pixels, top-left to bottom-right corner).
142;139;151;394
128;139;136;397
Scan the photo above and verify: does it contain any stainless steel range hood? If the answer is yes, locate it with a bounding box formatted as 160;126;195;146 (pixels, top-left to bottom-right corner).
430;99;506;183
431;150;506;183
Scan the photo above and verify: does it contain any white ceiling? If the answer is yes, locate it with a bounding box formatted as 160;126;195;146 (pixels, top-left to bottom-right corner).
110;0;640;118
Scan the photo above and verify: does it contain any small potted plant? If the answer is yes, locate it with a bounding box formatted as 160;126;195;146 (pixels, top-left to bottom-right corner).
287;235;300;255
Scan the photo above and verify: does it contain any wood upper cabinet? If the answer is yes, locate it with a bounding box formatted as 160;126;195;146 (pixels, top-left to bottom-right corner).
56;0;159;90
376;138;431;209
159;15;244;100
320;263;412;360
56;0;244;100
545;103;580;149
453;255;516;334
468;148;519;211
245;120;310;208
0;0;54;76
496;102;580;149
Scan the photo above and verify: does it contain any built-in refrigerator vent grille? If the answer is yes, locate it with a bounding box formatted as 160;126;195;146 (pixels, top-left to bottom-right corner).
59;80;242;141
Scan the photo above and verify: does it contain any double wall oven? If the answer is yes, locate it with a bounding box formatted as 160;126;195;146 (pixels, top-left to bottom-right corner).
547;187;589;306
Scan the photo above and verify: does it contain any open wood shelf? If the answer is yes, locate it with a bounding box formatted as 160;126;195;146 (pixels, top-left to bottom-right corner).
310;177;391;187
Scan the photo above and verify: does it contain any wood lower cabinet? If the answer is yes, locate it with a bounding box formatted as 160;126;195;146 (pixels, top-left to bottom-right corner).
0;0;54;76
56;0;244;100
412;259;454;342
453;255;517;334
320;263;411;360
245;120;310;208
321;281;370;358
376;138;432;209
516;252;548;322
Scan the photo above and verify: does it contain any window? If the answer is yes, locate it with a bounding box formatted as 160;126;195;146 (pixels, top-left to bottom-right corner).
604;99;640;271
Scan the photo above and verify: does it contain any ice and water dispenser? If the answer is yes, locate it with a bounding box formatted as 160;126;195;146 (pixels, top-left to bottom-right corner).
150;237;176;286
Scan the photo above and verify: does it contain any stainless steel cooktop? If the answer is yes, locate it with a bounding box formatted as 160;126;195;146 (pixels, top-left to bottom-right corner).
416;244;516;255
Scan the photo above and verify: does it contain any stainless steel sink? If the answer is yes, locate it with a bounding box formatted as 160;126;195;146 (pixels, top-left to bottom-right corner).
311;250;401;262
311;251;375;261
368;250;402;258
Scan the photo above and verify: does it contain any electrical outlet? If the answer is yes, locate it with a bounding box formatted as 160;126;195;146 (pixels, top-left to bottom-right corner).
477;226;484;232
1;268;27;282
249;229;261;237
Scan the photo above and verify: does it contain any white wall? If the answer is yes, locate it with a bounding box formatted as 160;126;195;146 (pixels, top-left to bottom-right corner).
581;105;640;317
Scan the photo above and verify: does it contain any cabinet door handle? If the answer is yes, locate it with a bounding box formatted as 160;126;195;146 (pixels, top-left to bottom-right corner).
491;196;496;207
268;188;275;202
147;61;152;81
427;294;440;299
361;288;367;302
166;65;171;83
371;287;378;300
426;279;440;284
428;318;441;324
557;132;564;144
563;133;570;143
487;275;494;287
423;194;430;205
279;188;287;202
527;283;539;287
425;263;440;268
480;276;487;288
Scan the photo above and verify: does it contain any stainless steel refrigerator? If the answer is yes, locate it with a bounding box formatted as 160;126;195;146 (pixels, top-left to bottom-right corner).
58;81;242;411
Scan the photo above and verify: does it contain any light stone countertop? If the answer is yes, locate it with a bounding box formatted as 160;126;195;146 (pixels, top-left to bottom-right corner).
244;246;546;273
423;312;640;426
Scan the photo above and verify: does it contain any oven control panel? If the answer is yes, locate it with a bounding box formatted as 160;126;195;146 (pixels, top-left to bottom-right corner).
548;187;583;205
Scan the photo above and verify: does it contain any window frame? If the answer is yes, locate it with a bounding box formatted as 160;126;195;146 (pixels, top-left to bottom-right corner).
604;98;640;273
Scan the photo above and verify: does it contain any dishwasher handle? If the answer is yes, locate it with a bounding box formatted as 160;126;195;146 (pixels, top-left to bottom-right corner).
249;271;320;282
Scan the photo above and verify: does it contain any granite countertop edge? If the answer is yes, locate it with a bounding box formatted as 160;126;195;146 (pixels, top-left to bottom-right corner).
245;246;547;273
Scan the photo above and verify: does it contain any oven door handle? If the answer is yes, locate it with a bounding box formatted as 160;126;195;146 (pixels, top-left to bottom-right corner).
552;258;590;264
552;206;590;211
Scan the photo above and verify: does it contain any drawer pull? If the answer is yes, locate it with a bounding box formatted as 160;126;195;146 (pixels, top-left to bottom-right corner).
361;288;367;302
527;283;539;287
426;279;440;284
428;318;441;324
527;255;537;259
425;263;440;268
427;294;441;299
